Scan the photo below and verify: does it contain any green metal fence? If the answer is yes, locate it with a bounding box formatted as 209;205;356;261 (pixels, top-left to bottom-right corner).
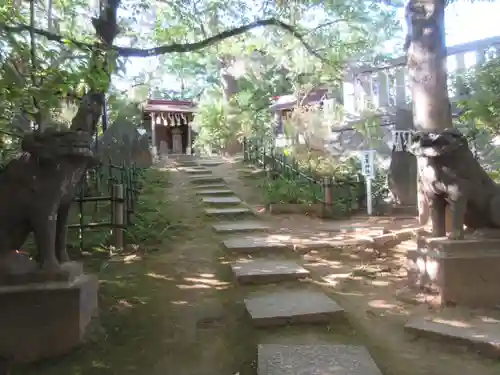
243;137;365;218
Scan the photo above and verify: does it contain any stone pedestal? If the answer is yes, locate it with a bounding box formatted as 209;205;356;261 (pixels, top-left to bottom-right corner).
0;259;99;363
407;236;500;308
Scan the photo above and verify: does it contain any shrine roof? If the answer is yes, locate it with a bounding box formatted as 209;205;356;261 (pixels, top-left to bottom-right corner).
143;99;196;113
269;88;330;112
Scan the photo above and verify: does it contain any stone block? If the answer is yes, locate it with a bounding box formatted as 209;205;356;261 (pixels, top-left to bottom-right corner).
258;344;383;375
205;207;252;217
212;221;270;233
197;189;234;196
222;236;288;253
405;316;500;359
202;196;242;205
244;289;344;327
184;168;210;175
0;274;99;363
407;236;500;307
190;176;224;184
195;183;227;189
231;259;309;284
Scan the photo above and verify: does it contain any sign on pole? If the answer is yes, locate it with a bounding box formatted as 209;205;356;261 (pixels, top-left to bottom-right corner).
360;150;376;215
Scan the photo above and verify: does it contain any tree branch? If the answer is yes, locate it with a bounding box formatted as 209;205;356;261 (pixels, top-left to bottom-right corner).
1;18;331;64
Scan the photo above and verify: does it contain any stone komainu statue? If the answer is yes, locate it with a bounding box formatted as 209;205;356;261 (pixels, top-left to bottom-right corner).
0;128;99;280
410;128;500;239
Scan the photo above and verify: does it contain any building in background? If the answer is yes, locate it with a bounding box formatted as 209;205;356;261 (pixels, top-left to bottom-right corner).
142;99;196;157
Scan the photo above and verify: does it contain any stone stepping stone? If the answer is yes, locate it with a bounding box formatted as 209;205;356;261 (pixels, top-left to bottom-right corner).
212;221;270;233
258;344;383;375
195;183;227;189
231;259;309;284
244;289;344;327
190;176;224;184
202;196;242;205
184;168;210;174
405;316;500;358
204;207;252;217
198;161;223;166
197;189;234;196
222;236;288;253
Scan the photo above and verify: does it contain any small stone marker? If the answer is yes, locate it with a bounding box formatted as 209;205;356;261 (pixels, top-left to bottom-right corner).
405;316;500;358
222;236;287;253
195;183;227;189
212;221;270;233
231;259;309;284
202;196;242;205
204;207;251;216
190;176;224;184
244;289;344;327
197;189;234;196
258;344;383;375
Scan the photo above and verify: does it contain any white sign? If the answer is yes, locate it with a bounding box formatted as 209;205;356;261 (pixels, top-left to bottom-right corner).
360;150;376;179
360;150;376;216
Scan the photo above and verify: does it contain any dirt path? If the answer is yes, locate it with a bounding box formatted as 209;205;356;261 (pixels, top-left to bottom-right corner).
209;157;500;375
17;157;500;375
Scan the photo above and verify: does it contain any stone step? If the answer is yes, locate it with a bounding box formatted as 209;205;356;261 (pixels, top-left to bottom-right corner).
244;289;344;327
231;259;309;284
197;189;234;196
190;176;224;184
198;161;223;166
204;207;252;217
222;236;288;253
202;196;242;206
184;168;211;175
258;344;383;375
212;221;270;233
194;183;227;189
405;316;500;358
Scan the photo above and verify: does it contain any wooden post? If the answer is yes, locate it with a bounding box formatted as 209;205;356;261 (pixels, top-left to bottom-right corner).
112;184;124;249
323;177;333;218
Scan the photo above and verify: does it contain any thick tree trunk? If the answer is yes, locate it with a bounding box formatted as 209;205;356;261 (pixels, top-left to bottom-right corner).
406;0;452;132
405;0;452;225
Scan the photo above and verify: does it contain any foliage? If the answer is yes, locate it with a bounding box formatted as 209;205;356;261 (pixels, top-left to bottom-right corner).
458;57;500;135
263;177;322;204
125;169;186;248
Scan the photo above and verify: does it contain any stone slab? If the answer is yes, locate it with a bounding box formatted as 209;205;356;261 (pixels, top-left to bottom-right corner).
0;274;98;363
212;221;270;233
222;236;288;253
190;176;224;184
184;168;210;174
202;196;242;205
197;189;234;196
244;289;344;327
195;183;227;189
258;344;383;375
231;259;309;284
205;207;252;216
405;316;500;358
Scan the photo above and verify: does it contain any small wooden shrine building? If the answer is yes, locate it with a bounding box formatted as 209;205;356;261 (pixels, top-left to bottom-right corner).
142;99;196;156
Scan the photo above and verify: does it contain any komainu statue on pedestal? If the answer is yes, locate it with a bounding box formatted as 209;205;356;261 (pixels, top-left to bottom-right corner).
410;128;500;240
0;94;102;283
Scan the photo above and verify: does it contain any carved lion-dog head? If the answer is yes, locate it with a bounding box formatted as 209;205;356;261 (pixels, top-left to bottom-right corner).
408;128;468;158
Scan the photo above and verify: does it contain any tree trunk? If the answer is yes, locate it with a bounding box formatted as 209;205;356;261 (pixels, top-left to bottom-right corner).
405;0;452;225
406;0;452;132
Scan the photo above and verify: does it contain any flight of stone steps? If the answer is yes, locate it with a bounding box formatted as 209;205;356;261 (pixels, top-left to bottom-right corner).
175;156;384;375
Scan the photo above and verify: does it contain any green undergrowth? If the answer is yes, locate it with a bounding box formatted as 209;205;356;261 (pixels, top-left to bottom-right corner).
124;168;185;250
